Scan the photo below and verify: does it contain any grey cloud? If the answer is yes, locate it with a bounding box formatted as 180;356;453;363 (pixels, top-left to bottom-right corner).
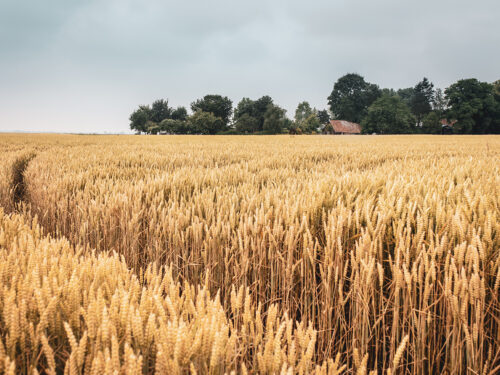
0;0;499;133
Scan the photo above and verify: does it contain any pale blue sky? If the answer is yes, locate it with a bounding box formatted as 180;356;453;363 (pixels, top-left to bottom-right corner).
1;0;499;133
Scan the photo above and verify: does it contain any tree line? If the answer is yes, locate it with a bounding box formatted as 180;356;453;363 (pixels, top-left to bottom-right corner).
130;75;500;134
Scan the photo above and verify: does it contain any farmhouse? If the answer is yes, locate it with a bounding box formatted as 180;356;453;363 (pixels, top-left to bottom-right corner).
324;120;362;134
441;119;457;134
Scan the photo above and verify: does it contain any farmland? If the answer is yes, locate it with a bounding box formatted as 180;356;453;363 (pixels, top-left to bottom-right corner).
0;134;499;374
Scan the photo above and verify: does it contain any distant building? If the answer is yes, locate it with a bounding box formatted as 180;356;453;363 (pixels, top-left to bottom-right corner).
324;120;362;135
441;119;457;134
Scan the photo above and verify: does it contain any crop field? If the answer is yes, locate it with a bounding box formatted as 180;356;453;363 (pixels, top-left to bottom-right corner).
0;134;499;374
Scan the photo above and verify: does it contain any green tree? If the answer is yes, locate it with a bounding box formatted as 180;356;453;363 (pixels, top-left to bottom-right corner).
294;101;321;133
410;78;434;125
317;109;330;125
381;88;397;97
287;122;301;134
432;88;447;116
327;73;381;123
150;99;172;123
159;119;190;134
263;105;287;134
397;87;415;107
253;96;274;129
171;106;188;121
445;79;499;134
302;114;321;133
146;121;160;135
233;96;274;132
294;101;313;125
187;111;225;135
233;98;254;119
191;95;232;128
421;112;442;134
234;113;259;133
362;95;415;134
282;117;294;132
129;105;151;133
493;80;500;96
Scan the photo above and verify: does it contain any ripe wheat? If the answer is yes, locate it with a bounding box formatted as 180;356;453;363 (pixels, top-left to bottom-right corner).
0;134;499;374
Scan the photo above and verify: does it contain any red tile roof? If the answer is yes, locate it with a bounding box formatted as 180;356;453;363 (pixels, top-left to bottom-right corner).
440;119;457;127
329;120;362;134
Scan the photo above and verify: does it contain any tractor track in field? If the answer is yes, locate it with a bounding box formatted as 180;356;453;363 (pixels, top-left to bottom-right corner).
10;152;36;208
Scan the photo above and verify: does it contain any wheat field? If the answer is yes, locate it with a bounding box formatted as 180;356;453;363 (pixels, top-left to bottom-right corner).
0;134;499;374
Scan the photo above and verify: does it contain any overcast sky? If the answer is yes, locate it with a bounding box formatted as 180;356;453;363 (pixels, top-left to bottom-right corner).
1;0;498;133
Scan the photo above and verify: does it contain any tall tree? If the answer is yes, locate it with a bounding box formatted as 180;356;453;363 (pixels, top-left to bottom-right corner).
263;105;287;134
493;80;500;96
294;101;313;125
397;87;415;107
327;73;381;123
187;111;225;135
317;109;330;125
146;121;161;135
150;99;172;123
494;80;500;133
432;88;448;116
233;98;255;120
191;95;233;128
233;96;273;131
171;106;188;121
293;102;322;133
445;79;499;134
362;95;415;134
253;96;274;120
252;96;274;131
234;114;259;133
301;114;321;133
421;112;442;134
381;88;397;97
410;78;434;125
129;105;152;133
160;119;191;134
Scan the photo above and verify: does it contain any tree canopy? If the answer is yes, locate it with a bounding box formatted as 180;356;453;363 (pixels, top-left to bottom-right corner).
317;110;330;125
171;106;188;121
294;102;313;125
432;88;447;116
445;79;499;134
188;111;225;135
328;73;381;123
421;112;442;134
292;101;325;133
263;105;287;134
129;100;189;134
410;78;434;124
234;113;259;133
362;95;415;134
129;105;152;133
130;76;499;135
191;95;233;128
234;96;274;132
150;99;172;123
